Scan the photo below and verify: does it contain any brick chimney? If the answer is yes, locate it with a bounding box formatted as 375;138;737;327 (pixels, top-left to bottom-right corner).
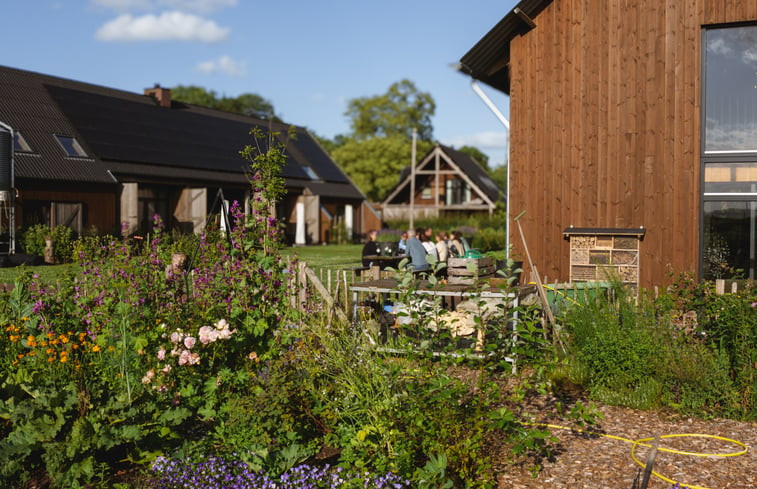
144;84;171;108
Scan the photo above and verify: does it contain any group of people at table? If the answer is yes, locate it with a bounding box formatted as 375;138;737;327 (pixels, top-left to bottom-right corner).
361;227;471;272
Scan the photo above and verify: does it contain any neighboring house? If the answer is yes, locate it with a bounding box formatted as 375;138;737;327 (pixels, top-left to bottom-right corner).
0;65;378;247
460;0;757;288
381;143;501;221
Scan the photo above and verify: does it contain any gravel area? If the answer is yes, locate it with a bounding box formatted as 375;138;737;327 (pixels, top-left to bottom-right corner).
495;404;755;489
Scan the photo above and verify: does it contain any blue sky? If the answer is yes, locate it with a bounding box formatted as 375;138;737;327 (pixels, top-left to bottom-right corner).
2;1;516;166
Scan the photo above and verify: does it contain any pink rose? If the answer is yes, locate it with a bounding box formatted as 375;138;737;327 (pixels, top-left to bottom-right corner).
184;336;196;349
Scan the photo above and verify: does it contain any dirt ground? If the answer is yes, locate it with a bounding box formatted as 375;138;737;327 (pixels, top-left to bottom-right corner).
494;403;755;489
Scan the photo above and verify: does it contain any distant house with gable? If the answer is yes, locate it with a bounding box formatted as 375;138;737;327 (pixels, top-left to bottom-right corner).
381;143;501;221
0;65;379;248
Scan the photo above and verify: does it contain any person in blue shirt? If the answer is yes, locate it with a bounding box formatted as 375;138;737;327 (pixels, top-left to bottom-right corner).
397;231;408;254
405;228;430;271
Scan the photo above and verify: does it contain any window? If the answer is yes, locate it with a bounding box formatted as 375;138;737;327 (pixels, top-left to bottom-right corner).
702;24;757;279
138;187;170;233
54;135;87;157
302;166;319;181
13;132;32;153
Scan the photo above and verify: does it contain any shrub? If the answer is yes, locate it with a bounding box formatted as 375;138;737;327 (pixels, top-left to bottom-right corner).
561;279;753;418
21;224;76;263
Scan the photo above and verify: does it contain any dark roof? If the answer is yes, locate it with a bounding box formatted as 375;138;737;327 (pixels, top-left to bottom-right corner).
0;65;360;199
458;0;553;94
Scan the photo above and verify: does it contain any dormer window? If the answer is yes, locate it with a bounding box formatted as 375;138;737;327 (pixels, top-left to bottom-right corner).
13;131;32;153
54;135;87;157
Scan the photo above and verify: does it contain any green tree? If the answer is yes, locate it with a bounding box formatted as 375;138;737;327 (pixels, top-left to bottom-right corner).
171;85;278;120
345;79;436;141
330;136;434;202
457;145;490;171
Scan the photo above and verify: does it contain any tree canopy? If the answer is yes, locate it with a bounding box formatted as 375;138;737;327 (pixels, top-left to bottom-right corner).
330;136;433;202
345;79;435;141
171;85;279;121
457;145;490;171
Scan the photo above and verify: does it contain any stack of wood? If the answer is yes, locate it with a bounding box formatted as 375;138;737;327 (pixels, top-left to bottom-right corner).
447;257;496;285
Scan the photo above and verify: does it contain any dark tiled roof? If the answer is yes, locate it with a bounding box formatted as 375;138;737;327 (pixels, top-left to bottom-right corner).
0;65;361;197
458;0;553;94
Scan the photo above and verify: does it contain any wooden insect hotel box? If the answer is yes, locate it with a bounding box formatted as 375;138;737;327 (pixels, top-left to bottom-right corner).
563;227;645;288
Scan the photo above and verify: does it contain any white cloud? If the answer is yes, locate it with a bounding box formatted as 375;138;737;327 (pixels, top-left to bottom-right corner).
707;37;732;56
195;55;246;76
91;0;236;13
446;131;509;151
95;11;229;42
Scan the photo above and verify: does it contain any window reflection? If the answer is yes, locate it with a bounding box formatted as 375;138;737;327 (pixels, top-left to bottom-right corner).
704;26;757;153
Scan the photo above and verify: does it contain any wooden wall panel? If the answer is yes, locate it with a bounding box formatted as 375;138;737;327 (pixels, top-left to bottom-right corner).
508;0;757;288
19;188;118;233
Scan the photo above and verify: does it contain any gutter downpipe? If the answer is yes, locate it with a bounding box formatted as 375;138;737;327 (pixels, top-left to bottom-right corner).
470;80;511;258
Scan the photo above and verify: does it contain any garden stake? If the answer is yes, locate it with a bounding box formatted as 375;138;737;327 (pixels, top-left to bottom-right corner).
512;211;562;349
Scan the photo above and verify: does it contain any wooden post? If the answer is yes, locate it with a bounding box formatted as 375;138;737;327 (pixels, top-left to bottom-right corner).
640;435;660;489
298;262;307;311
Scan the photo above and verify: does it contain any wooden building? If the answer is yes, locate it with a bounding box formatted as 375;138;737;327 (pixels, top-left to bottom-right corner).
460;0;757;288
381;144;501;221
0;66;378;246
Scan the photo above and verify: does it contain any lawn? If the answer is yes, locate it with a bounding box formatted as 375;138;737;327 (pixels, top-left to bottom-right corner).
0;246;363;286
281;244;363;269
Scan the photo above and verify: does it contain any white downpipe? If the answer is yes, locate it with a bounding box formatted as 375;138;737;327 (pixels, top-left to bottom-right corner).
345;204;354;241
295;201;306;245
470;80;511;258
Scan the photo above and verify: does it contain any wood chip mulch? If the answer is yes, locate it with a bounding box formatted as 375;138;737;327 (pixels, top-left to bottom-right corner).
495;404;755;489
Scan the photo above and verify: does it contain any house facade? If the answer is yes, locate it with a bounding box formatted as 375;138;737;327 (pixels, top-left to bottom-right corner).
0;66;378;248
460;0;757;288
381;144;501;221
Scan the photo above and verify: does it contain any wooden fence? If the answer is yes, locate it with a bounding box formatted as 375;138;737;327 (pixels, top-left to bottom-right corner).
291;261;365;322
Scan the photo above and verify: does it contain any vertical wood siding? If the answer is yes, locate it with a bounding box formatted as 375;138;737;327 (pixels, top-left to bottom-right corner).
508;0;757;287
19;188;117;233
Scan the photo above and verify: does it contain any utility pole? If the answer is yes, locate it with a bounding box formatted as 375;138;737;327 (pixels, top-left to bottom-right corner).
409;127;416;230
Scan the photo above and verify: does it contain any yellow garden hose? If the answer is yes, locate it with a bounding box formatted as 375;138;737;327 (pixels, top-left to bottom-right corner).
521;422;748;489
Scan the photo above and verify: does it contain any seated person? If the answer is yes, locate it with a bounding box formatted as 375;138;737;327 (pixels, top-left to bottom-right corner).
405;229;430;271
397;231;408;255
448;231;464;258
361;230;381;267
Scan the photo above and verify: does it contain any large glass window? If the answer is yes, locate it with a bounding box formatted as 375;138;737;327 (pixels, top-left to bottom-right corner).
704;26;757;153
703;201;757;278
702;24;757;279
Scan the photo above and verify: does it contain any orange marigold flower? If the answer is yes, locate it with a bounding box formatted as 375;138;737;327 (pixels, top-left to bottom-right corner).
17;353;24;359
91;345;101;352
48;356;55;363
59;335;69;344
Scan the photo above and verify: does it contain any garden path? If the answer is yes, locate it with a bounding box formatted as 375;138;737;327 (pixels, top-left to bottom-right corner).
494;403;755;489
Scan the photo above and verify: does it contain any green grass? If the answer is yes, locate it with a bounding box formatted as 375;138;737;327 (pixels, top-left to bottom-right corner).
0;263;80;285
0;246;362;286
282;244;363;269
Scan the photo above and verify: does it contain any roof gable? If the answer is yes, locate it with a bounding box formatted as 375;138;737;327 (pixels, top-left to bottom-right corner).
382;144;502;206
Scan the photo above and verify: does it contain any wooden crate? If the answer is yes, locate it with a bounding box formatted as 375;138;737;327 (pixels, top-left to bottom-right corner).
447;257;495;284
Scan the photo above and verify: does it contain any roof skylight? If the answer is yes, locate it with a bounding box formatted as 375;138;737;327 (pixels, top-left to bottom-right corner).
13;131;32;153
54;135;87;157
